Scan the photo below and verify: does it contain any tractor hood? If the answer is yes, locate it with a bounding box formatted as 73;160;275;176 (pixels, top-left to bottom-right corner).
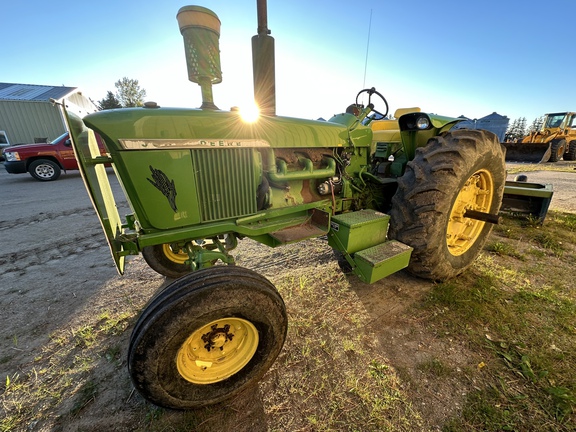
81;107;356;151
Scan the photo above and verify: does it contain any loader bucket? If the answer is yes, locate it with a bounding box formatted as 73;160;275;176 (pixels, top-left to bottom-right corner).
502;142;552;163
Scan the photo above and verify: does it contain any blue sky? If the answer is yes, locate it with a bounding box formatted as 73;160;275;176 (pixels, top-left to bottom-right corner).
4;0;576;124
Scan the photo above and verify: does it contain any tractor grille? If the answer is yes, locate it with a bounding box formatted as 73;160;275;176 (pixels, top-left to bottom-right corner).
191;148;257;222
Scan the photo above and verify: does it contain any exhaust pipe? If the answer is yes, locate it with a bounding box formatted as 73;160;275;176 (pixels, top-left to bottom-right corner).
177;6;222;110
252;0;276;116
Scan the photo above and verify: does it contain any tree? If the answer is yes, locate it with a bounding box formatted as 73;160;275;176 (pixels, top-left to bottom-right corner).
505;117;527;141
517;117;527;137
97;91;122;110
528;116;544;133
114;77;147;107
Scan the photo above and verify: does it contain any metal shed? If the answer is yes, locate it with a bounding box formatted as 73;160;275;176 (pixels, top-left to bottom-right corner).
453;112;510;142
0;83;98;145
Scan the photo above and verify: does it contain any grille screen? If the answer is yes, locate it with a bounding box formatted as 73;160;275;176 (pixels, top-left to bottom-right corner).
191;148;257;222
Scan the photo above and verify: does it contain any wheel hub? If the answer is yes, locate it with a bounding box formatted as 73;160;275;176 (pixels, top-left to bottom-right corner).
446;169;494;256
37;165;55;178
162;243;188;264
176;317;258;384
201;324;234;351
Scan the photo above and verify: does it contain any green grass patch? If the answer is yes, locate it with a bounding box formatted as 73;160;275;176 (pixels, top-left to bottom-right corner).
1;306;139;431
506;163;576;175
421;212;576;430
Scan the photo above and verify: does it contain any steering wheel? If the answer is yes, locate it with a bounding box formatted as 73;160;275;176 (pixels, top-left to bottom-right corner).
355;87;389;120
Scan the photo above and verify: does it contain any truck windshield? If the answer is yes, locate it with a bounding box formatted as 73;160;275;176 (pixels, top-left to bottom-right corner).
49;132;68;144
543;114;566;129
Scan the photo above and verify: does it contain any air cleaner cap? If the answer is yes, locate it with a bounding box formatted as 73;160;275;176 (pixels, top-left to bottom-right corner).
177;6;222;85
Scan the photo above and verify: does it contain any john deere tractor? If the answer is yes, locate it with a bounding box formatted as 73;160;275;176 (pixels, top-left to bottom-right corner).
62;2;511;409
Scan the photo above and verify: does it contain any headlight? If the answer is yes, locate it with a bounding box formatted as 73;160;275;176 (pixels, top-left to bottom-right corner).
416;117;430;129
4;151;20;161
399;113;433;131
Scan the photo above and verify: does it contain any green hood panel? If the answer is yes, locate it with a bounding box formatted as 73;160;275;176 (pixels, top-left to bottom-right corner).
83;108;354;151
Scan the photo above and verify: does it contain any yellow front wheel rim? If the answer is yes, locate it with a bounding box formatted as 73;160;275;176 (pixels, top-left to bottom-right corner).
446;169;494;256
176;318;259;384
162;244;188;265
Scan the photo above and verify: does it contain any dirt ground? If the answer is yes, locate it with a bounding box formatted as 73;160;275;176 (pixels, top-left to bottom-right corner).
1;163;574;431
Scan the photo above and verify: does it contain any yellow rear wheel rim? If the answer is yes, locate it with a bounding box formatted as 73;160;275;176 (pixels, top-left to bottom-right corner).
176;318;259;384
446;169;494;256
162;244;188;265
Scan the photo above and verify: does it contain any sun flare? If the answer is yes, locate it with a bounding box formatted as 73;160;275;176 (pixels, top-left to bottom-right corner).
239;102;260;123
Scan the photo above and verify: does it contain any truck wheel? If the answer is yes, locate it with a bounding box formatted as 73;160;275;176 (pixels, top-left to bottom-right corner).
389;129;505;281
28;159;61;181
549;139;566;162
128;266;287;409
142;244;192;279
564;140;576;161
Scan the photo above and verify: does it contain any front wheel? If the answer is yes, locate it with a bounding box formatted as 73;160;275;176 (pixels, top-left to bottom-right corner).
28;159;61;181
142;243;191;279
128;266;287;409
389;129;506;281
549;139;566;162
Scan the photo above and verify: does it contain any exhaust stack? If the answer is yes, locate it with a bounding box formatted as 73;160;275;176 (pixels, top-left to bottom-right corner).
177;6;222;110
252;0;276;116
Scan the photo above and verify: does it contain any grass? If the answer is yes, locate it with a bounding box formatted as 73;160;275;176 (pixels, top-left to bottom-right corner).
263;269;423;431
506;162;576;175
419;212;576;431
0;306;140;431
1;212;575;431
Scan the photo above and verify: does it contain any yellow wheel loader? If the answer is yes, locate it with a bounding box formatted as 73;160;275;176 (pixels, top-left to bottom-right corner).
504;112;576;162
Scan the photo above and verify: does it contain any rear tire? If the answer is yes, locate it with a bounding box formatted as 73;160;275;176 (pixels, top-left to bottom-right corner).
28;159;61;181
128;266;287;409
549;139;566;162
142;244;191;279
389;129;505;281
564;140;576;161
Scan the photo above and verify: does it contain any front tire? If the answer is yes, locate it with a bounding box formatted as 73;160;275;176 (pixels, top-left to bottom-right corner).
28;159;61;181
128;266;287;409
389;129;505;281
549;139;566;162
142;243;191;279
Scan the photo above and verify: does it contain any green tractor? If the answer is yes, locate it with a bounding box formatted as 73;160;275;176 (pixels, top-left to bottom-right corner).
63;2;513;409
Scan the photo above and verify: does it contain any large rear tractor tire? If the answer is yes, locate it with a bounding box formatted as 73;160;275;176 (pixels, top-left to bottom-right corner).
389;129;506;281
564;140;576;161
549;139;566;162
128;266;287;409
142;243;191;279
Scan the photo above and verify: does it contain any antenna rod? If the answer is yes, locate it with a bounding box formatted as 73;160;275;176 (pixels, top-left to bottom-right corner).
362;9;373;89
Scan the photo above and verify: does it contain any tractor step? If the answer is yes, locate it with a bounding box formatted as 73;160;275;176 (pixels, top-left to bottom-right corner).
354;240;413;284
269;209;330;244
270;223;327;243
328;209;390;253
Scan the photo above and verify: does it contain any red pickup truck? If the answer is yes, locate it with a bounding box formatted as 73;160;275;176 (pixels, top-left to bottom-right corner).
2;132;106;181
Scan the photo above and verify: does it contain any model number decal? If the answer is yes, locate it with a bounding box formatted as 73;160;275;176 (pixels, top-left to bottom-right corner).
120;138;270;149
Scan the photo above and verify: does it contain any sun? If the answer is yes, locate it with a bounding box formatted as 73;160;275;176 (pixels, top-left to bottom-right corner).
239;102;260;123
